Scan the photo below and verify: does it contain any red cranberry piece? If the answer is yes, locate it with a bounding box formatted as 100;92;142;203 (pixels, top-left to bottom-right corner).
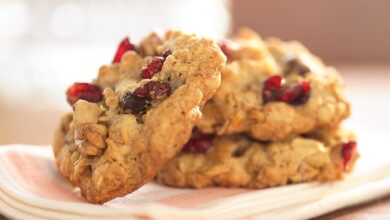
219;41;231;60
112;37;136;64
182;128;214;153
120;94;148;114
120;81;171;114
278;80;311;105
183;139;213;153
262;76;311;105
262;75;283;103
264;75;283;90
66;83;102;105
133;81;172;100
341;141;357;168
141;56;165;79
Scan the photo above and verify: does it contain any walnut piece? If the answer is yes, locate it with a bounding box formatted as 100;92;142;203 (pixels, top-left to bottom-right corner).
74;123;108;156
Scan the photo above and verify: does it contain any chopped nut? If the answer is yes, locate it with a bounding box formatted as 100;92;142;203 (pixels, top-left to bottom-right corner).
73;100;102;127
139;32;163;56
103;87;120;112
75;123;108;156
95;65;120;88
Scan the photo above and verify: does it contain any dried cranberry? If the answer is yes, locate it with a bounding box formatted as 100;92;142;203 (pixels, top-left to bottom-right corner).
341;141;357;168
141;56;165;79
183;139;213;153
278;80;311;105
133;81;171;100
262;76;311;105
219;41;231;60
121;81;171;113
66;83;102;105
182;128;214;153
285;58;310;75
262;75;283;103
112;37;136;64
120;94;148;114
264;75;283;90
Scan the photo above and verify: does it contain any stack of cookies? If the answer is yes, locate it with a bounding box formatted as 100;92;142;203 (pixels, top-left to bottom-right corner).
156;28;358;189
53;29;358;204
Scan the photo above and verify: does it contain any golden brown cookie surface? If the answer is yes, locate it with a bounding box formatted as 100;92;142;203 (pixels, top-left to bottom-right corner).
157;128;358;189
198;28;350;141
53;31;226;203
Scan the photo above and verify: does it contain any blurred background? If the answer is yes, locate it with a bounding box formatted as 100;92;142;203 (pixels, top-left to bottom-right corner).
0;0;389;145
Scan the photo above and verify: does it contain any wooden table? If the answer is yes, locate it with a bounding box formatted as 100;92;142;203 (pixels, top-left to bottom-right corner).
1;64;389;219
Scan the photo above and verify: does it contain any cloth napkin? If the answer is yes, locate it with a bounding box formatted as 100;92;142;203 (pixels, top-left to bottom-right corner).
1;132;389;220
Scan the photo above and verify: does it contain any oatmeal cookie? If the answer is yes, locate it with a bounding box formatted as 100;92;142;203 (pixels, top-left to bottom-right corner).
53;31;226;203
198;28;350;141
157;128;358;189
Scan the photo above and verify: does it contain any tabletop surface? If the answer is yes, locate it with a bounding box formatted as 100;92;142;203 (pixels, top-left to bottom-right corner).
1;64;389;219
